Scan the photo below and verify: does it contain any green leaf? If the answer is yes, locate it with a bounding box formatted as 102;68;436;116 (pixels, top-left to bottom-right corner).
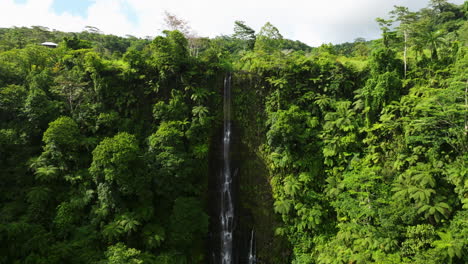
274;199;292;214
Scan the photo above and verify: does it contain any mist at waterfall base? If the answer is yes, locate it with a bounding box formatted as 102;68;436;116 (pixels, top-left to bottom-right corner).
208;74;257;264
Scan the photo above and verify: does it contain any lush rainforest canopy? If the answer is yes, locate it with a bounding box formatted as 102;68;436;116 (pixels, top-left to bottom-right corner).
0;0;467;263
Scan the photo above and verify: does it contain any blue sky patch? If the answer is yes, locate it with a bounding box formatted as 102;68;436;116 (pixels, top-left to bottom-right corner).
52;0;94;18
121;1;138;25
13;0;27;4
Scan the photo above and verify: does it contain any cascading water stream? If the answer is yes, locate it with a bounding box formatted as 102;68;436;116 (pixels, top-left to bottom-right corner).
248;229;257;264
220;74;234;264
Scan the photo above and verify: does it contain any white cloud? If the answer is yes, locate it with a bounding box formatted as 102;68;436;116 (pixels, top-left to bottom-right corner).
86;0;134;35
0;0;465;46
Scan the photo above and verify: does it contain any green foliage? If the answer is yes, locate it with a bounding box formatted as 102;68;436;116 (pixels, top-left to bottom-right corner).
233;21;256;50
0;2;466;263
433;231;463;262
153;90;189;122
248;3;468;263
62;35;92;50
0;84;27;120
401;224;436;256
255;22;284;53
43;116;80;149
101;243;143;264
168;197;208;248
24;86;61;131
142;223;165;249
34;165;59;182
150;30;189;75
0;26;217;264
90;132;144;194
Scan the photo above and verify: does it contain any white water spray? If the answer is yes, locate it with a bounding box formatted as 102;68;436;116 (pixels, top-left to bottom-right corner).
248;229;256;264
220;74;234;264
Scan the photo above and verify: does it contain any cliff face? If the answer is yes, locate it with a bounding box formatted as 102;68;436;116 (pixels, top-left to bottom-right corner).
232;73;291;263
237;140;290;263
207;71;289;263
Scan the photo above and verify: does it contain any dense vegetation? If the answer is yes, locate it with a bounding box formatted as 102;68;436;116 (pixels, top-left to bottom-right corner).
1;0;467;263
0;27;224;263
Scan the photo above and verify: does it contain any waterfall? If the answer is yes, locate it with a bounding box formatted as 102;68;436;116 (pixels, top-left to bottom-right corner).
248;229;256;264
220;73;234;264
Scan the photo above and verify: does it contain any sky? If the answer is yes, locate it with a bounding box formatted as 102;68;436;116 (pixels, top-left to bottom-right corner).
0;0;465;46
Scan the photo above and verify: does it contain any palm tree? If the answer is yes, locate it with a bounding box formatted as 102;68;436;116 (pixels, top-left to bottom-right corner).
34;165;59;182
419;30;446;60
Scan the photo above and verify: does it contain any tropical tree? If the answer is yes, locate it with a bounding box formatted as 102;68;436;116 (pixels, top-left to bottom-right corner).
233;20;256;50
390;6;418;77
255;22;283;52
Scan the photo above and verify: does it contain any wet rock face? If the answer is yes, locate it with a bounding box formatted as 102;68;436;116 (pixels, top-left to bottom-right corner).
208;74;240;264
208;118;259;264
208;73;288;264
231;73;291;264
236;138;290;264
